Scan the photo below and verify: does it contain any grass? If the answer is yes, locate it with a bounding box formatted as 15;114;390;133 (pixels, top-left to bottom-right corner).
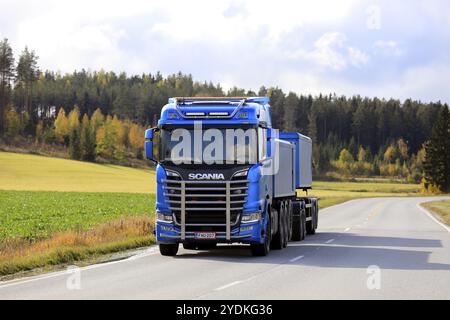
422;200;450;226
0;190;156;276
0;151;155;193
302;180;420;209
0;190;155;241
0;216;155;276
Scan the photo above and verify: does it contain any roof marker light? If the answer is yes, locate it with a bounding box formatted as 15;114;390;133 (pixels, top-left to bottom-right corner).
209;112;229;116
185;112;205;116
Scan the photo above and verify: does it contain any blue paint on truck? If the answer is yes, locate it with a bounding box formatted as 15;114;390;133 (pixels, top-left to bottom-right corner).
145;97;318;256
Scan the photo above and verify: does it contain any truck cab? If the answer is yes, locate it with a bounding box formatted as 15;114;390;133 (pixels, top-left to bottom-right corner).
145;97;318;256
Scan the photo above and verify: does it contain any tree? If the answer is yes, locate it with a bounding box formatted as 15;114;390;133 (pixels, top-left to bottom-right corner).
0;38;15;134
80;113;95;161
54;108;69;143
383;144;397;163
283;92;299;132
67;107;81;159
68;106;80;131
90;108;104;134
397;138;409;161
128;123;145;158
68;125;81;160
423;107;450;192
4;106;22;138
96;115;117;159
307;109;318;144
15;47;39;125
339;148;354;164
357;146;367;162
35;120;44;143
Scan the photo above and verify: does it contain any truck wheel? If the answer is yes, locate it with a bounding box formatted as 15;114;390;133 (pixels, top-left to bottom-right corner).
282;201;288;248
314;201;319;229
271;204;283;250
300;209;306;240
159;243;179;256
251;210;271;256
306;203;316;235
183;243;197;250
287;200;293;241
291;201;302;241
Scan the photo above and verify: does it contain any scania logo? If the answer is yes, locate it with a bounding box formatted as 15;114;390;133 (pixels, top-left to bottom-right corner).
188;173;225;180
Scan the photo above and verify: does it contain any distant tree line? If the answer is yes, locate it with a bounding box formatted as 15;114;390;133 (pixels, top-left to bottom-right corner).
0;39;449;189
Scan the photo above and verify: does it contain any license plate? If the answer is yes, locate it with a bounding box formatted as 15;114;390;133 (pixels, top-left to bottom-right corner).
194;232;216;240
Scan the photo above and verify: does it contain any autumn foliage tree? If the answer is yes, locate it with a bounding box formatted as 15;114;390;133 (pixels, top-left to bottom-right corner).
68;107;81;160
423;107;450;192
54;108;69;144
128;123;145;158
4;106;22;138
80;114;95;161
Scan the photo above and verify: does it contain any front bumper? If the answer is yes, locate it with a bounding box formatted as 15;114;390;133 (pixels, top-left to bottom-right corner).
156;220;263;244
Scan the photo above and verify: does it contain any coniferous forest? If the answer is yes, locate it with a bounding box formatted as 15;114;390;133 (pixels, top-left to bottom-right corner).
0;39;449;190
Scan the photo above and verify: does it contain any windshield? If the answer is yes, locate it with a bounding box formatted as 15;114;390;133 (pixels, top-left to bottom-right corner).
159;126;258;165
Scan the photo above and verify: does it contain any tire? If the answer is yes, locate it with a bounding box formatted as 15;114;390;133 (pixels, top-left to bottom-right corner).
306;202;316;235
287;200;293;241
291;216;301;241
314;201;319;229
300;209;306;240
282;201;288;248
251;210;271;256
270;204;283;250
159;243;179;256
291;201;302;241
183;242;197;250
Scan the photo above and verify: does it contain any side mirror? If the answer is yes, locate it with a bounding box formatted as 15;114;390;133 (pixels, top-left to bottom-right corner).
145;128;157;161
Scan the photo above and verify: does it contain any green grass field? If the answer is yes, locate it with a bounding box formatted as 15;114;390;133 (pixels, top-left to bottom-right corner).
422;200;450;226
0;190;155;241
307;180;420;208
0;151;155;193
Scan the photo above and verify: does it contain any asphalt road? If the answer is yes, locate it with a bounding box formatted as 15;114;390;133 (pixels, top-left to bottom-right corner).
1;196;450;299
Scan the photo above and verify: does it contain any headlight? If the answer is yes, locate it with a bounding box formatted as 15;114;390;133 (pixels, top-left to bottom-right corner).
157;212;173;223
241;212;261;223
166;170;180;177
233;170;248;178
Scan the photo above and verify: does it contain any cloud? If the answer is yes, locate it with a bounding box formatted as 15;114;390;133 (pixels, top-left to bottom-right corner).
286;32;369;71
373;40;404;56
223;1;248;18
1;0;450;103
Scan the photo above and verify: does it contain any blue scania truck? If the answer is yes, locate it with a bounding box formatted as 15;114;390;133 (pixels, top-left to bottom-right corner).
145;97;318;256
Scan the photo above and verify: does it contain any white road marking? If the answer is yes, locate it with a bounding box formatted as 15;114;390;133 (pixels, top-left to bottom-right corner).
319;199;359;213
344;227;351;232
214;281;242;291
289;255;304;263
127;247;158;260
325;239;335;244
417;203;450;234
0;245;158;289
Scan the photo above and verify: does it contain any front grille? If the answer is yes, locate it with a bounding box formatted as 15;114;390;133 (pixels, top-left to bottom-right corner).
162;174;248;231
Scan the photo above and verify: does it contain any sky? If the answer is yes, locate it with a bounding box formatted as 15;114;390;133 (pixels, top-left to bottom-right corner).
1;0;449;103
